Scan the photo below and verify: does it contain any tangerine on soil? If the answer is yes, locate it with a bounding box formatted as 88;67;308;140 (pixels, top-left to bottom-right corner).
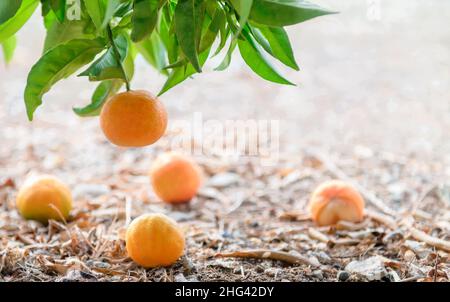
150;152;203;204
100;90;167;147
126;213;185;268
16;175;72;223
309;180;365;226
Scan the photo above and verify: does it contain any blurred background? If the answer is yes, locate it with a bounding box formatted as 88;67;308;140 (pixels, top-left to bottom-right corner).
1;0;449;178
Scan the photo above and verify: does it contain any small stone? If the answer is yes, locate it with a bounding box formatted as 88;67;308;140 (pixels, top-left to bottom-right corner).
313;270;324;280
337;271;350;281
345;256;388;281
186;276;199;282
207;172;241;188
58;269;83;282
86;260;110;269
182;257;195;273
174;273;189;282
314;251;332;264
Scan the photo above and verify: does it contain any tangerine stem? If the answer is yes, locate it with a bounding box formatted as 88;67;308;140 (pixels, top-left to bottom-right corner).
107;24;131;91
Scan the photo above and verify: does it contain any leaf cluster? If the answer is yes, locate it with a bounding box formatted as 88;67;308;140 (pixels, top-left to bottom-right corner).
0;0;335;120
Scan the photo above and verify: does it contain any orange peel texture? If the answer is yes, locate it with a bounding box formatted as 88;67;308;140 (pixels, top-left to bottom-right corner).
309;180;365;226
126;213;185;268
150;152;203;204
16;175;72;223
100;90;167;147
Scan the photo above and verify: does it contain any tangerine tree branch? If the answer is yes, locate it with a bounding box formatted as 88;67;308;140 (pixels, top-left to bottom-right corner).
107;24;131;91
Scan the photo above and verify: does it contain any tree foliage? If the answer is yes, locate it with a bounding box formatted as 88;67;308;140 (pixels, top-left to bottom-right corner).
0;0;335;120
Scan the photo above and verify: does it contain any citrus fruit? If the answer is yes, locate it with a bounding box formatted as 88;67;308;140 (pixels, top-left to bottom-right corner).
150;152;203;204
16;175;72;223
126;213;185;268
309;180;365;226
100;90;167;147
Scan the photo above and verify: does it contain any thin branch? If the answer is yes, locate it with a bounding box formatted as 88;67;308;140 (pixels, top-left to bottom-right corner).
400;275;425;282
409;227;450;252
366;209;397;229
307;228;329;243
433;248;439;282
215;250;320;267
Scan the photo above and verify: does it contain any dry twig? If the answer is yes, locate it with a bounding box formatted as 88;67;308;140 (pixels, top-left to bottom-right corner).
366;209;397;229
409;227;450;252
215;250;320;267
336;220;369;231
307;228;329;243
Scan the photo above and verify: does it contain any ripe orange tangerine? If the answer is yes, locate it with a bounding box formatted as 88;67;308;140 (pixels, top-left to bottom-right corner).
100;90;167;147
150;152;203;204
126;213;185;268
16;175;72;223
309;180;365;226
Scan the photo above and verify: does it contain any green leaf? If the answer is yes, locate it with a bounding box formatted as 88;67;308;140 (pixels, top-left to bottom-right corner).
159;7;178;64
116;10;133;29
136;31;168;75
78;33;128;81
163;58;187;70
0;0;39;43
50;0;66;22
102;0;121;29
83;0;104;30
1;35;17;63
41;0;52;17
212;7;230;56
83;0;121;31
131;0;159;42
0;0;23;25
114;2;134;18
199;4;225;52
230;0;253;22
174;0;202;72
44;19;95;52
229;0;253;39
238;29;294;85
24;38;106;120
73;79;123;116
43;7;57;29
123;40;135;79
215;38;237;71
249;0;336;27
159;46;210;95
251;25;299;70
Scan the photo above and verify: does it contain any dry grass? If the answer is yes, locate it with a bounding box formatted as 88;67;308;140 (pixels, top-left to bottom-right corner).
1;141;449;282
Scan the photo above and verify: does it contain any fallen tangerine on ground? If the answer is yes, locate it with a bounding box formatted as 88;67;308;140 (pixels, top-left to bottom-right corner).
126;213;185;268
150;152;203;204
100;90;167;147
16;175;72;223
309;180;365;226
